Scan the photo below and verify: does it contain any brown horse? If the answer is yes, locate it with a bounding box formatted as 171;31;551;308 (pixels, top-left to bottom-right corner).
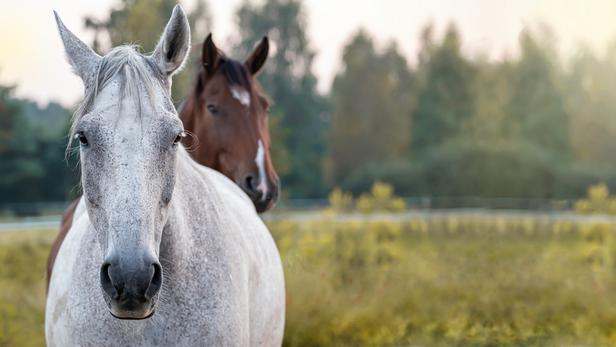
181;34;279;210
47;34;280;287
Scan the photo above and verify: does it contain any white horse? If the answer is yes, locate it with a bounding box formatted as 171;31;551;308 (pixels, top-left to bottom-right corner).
46;6;285;346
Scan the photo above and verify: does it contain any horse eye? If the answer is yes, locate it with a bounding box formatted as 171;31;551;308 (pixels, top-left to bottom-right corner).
74;132;88;146
207;104;219;115
173;131;186;145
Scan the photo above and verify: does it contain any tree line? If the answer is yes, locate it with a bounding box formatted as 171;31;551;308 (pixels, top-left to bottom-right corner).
1;0;616;205
330;24;616;200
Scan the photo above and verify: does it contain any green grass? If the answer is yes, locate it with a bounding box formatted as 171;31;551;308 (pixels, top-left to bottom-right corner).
3;216;616;346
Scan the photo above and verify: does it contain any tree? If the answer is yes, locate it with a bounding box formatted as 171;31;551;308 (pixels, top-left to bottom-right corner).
0;84;21;155
327;31;414;184
466;59;512;141
233;0;329;198
84;0;212;100
411;23;476;157
0;84;42;203
565;43;616;169
505;28;569;158
0;84;76;205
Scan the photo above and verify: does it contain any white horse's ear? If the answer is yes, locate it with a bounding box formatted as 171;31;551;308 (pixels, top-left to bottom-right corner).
54;11;101;87
151;5;191;76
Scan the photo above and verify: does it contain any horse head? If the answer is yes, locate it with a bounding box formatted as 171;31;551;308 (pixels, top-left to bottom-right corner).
55;5;190;319
181;34;279;213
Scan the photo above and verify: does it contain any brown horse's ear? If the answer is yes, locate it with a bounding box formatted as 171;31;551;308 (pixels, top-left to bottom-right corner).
202;33;220;75
245;36;269;75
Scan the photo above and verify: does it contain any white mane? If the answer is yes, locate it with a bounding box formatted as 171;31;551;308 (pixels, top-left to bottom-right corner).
68;46;166;144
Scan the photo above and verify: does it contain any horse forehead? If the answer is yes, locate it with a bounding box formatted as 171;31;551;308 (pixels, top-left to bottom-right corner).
230;86;250;107
93;77;170;125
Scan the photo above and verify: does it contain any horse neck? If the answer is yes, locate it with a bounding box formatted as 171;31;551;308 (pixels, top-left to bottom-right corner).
158;146;221;273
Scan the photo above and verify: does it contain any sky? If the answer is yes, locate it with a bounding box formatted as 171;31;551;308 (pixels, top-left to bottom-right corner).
0;0;615;107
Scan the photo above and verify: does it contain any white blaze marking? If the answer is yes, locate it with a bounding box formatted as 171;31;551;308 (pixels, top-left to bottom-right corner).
230;87;250;107
255;139;268;201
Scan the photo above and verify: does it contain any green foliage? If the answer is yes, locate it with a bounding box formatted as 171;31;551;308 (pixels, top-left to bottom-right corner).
328;182;406;213
327;23;606;200
505;28;569;158
0;85;77;205
340;160;424;196
565;43;616;169
328;187;353;213
234;0;329;198
355;182;406;213
327;32;414;183
575;183;616;215
340;141;612;200
411;24;476;157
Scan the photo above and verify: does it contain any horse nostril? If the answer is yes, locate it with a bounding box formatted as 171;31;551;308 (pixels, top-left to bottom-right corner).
245;175;256;191
100;263;120;300
244;175;263;198
145;262;163;300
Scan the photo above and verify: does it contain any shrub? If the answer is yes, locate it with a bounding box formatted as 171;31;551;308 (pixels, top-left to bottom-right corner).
575;183;616;215
355;181;406;213
328;187;354;213
327;182;406;214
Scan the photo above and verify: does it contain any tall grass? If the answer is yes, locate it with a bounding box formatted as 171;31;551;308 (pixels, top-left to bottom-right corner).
0;230;55;347
3;215;616;346
272;215;616;346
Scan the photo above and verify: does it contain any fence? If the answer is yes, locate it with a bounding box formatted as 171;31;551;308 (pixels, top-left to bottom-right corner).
0;196;579;218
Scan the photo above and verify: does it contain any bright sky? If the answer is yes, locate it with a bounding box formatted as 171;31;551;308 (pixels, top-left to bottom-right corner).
1;0;615;107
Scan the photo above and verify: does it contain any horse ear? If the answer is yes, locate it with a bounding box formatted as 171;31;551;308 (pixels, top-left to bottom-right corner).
151;5;191;76
245;36;269;75
53;11;101;87
202;33;220;75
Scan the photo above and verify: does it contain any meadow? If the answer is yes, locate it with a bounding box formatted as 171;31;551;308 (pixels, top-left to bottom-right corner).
3;209;616;346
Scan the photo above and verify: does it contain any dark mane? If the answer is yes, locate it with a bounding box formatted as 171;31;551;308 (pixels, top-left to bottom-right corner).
219;57;252;91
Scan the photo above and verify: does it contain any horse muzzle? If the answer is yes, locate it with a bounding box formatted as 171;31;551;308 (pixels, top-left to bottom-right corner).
240;175;279;213
100;253;162;320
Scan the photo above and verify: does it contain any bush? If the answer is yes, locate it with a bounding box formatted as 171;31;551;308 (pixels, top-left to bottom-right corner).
341;161;424;196
355;182;406;213
328;182;406;214
328;188;354;213
575;183;616;215
339;140;616;201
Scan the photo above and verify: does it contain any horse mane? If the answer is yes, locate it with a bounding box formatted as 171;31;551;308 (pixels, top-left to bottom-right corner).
191;54;255;97
67;46;166;152
219;57;252;91
219;57;271;107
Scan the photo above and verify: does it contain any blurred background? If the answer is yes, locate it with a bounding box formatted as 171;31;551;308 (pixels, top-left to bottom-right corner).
3;0;616;346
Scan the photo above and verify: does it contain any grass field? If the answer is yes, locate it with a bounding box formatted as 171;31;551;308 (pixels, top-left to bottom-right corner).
3;213;616;346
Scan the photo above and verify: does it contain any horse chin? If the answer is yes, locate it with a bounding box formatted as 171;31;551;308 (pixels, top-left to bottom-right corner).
103;292;158;320
109;308;156;320
254;199;275;213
